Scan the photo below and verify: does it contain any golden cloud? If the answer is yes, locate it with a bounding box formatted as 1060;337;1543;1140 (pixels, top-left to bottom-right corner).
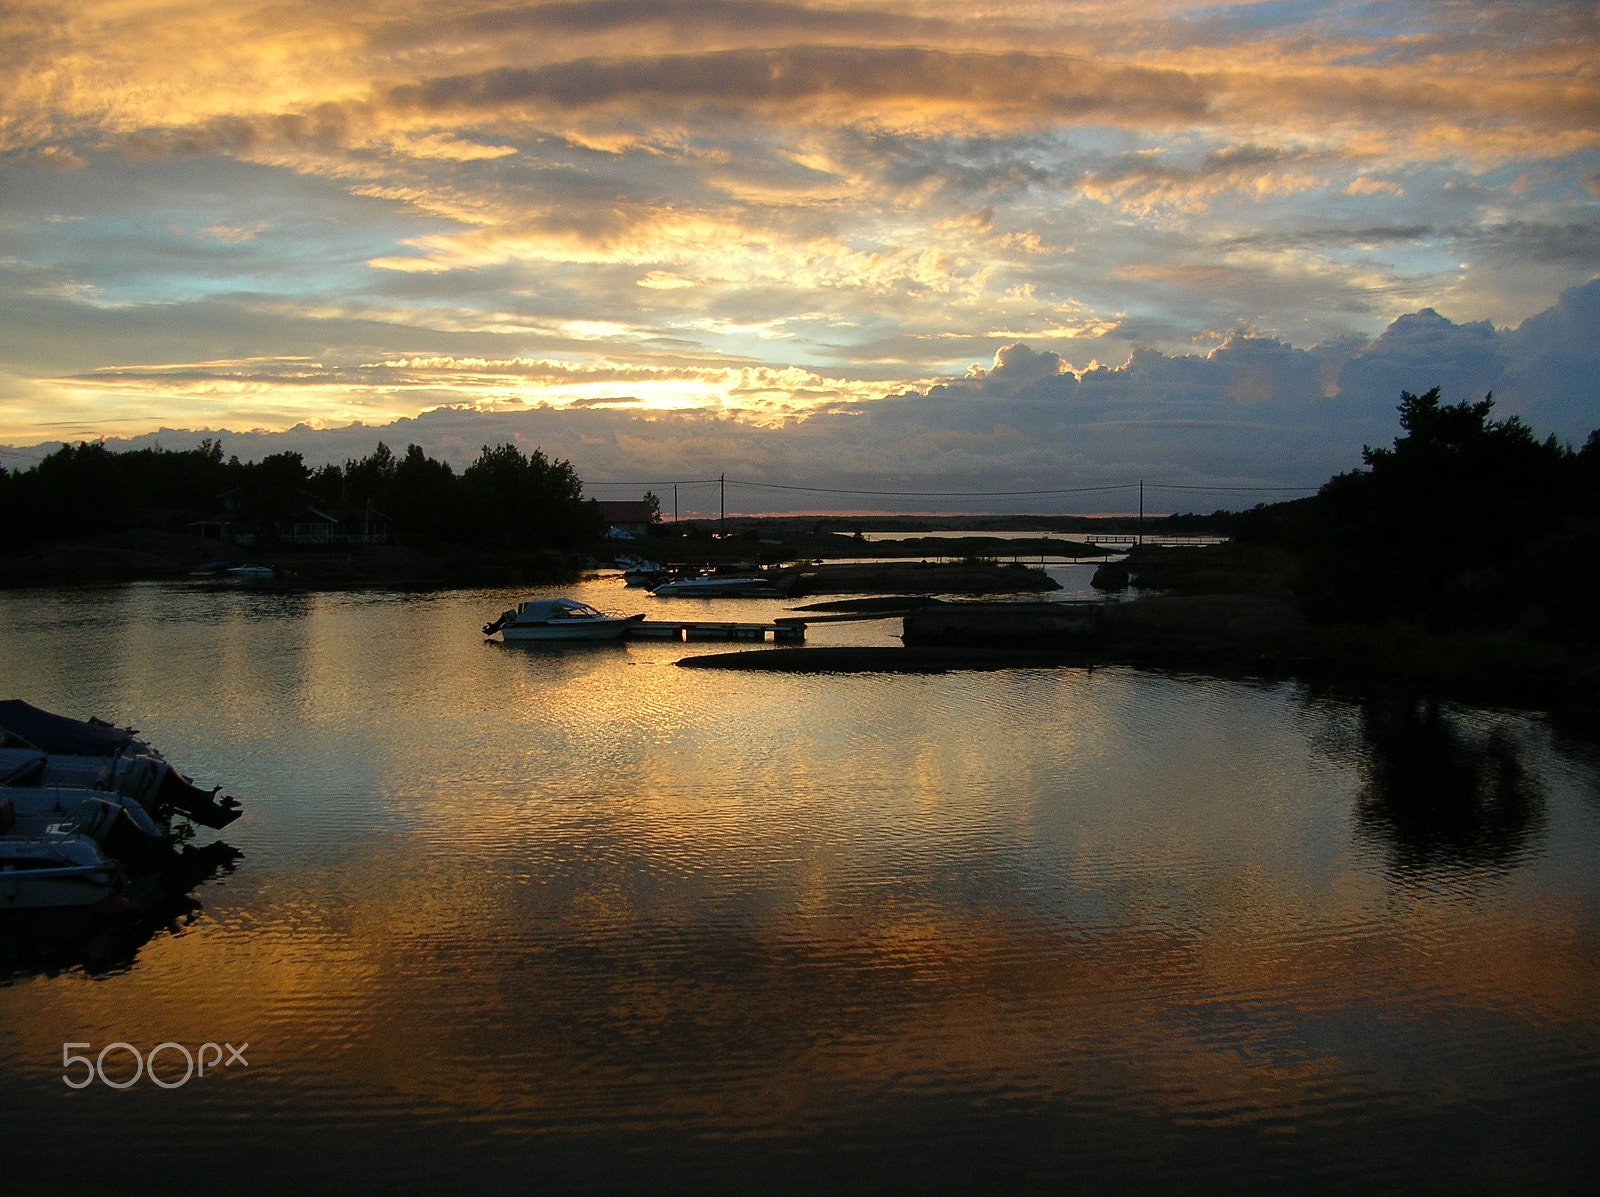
3;0;1597;445
3;2;1592;158
383;46;1212;125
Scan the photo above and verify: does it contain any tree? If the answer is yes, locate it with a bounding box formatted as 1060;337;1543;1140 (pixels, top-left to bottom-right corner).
460;442;600;550
343;442;398;506
239;451;311;523
386;444;457;540
1294;388;1585;630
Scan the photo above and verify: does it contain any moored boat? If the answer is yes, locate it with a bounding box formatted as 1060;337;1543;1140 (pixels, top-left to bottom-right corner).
649;573;792;598
0;699;241;830
0;702;240;912
2;788;171;867
482;598;646;641
0;832;122;911
614;555;665;587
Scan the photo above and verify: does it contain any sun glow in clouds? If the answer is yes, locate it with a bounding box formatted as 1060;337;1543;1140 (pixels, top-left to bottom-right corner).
0;0;1595;471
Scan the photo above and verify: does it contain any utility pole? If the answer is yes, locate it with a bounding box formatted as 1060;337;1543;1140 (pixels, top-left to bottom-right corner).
1138;479;1144;546
719;473;726;537
673;483;678;523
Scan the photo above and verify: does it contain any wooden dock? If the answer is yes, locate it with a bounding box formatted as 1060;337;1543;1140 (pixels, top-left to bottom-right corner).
625;619;806;643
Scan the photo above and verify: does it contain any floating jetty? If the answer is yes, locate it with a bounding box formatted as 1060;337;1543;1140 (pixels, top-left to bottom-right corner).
626;619;805;643
678;645;1079;673
678;597;1309;672
902;601;1095;646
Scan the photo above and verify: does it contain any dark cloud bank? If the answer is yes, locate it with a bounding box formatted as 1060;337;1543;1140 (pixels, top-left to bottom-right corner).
7;280;1597;515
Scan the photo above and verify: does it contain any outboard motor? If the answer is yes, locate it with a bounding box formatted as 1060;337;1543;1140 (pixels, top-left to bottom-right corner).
118;754;240;829
483;608;519;636
72;796;173;868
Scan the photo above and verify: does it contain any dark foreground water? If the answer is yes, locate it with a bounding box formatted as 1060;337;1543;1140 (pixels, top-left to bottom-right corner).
1;576;1596;1195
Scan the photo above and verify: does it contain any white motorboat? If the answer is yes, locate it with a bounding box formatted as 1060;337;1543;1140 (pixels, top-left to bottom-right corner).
649;574;791;598
482;598;646;641
615;555;664;587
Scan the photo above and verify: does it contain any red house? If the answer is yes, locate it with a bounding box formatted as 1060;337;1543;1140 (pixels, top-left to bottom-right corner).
596;500;655;537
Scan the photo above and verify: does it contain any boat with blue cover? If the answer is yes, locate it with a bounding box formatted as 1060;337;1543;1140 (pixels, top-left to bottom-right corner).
482;598;646;641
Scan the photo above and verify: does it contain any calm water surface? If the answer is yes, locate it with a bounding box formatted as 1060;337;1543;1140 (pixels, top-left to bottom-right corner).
1;574;1596;1194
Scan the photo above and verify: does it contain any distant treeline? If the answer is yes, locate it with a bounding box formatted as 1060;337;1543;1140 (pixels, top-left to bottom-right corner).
1235;388;1599;638
0;439;602;551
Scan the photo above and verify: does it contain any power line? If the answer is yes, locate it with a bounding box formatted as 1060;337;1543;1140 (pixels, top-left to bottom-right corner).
726;479;1137;498
1144;483;1319;493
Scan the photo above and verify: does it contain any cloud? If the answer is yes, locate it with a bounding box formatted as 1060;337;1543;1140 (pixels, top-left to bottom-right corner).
1333;308;1503;406
978;342;1070;388
1468;218;1600;267
1216;224;1437;253
26;145;86;171
1072;143;1339;214
637;271;697;290
1344;177;1403;197
1499;276;1600;433
8;2;1597;164
377;0;970;50
16;284;1593;512
383;47;1213;127
1;0;1597;468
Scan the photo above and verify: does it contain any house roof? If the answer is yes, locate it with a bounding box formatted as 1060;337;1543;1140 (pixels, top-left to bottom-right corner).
597;500;653;522
289;506;341;522
289;504;390;522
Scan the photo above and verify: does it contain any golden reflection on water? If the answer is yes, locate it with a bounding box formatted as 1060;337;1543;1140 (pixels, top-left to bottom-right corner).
0;581;1595;1189
11;839;1592;1137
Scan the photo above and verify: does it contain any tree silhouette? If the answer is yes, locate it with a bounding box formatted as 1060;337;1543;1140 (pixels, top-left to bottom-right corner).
0;438;601;555
1295;387;1593;633
459;443;599;550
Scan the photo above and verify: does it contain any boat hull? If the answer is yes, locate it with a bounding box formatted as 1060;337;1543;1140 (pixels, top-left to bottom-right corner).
499;618;637;641
0;837;121;909
0;867;118;910
650;578;787;598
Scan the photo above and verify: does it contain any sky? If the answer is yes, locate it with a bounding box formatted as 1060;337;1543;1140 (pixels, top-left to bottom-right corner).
1;1;1597;512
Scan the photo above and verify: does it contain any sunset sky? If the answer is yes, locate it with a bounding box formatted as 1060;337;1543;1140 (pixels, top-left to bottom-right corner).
2;1;1597;508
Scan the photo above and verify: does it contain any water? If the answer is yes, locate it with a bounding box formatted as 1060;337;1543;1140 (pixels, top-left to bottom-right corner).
1;577;1595;1194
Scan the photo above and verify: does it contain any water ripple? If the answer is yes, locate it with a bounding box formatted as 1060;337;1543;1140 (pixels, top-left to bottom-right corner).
0;584;1595;1193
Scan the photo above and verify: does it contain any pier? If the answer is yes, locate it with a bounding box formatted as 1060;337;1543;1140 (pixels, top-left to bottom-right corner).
625;619;805;643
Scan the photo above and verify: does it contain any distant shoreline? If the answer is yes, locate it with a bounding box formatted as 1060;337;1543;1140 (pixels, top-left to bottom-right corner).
0;525;1075;593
